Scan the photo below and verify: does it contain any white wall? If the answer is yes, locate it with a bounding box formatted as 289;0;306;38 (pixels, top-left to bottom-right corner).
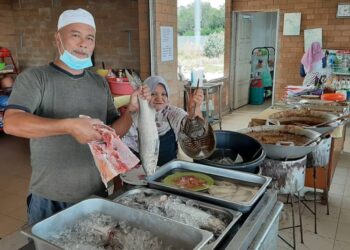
250;12;277;52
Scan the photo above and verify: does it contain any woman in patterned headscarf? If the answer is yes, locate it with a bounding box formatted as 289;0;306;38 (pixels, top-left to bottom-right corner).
122;75;203;166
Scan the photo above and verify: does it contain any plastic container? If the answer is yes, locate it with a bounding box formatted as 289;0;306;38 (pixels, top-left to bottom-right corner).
96;69;108;77
114;95;131;108
0;95;9;108
321;93;346;101
0;48;11;58
249;86;265;105
195;130;265;174
108;78;133;95
261;69;272;87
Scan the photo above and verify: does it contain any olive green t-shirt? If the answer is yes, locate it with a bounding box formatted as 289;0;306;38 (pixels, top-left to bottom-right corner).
7;63;119;202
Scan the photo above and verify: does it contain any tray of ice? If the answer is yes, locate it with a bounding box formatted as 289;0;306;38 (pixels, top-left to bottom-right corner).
21;198;212;250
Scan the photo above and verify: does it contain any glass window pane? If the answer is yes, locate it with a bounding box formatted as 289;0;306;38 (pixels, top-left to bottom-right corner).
177;0;225;81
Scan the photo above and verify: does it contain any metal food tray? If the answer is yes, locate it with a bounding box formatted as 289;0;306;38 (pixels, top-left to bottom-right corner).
21;198;212;250
113;187;242;249
147;160;271;213
302;105;349;114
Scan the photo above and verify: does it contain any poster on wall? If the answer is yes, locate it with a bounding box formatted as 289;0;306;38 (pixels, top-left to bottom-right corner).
283;13;301;36
304;28;322;51
160;26;174;62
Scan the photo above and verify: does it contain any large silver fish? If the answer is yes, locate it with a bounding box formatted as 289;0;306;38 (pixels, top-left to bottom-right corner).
125;70;159;176
118;192;226;235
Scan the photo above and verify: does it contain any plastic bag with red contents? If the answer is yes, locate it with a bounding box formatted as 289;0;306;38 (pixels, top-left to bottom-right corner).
88;123;140;187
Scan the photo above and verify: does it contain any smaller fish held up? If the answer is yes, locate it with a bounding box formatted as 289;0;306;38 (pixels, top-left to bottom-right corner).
89;124;140;187
125;70;159;176
179;82;216;159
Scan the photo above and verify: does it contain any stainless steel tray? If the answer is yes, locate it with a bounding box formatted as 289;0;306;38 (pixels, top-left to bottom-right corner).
147;160;271;213
21;197;212;250
113;187;242;249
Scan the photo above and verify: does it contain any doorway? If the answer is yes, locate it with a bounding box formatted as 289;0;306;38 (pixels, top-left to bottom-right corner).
230;11;279;110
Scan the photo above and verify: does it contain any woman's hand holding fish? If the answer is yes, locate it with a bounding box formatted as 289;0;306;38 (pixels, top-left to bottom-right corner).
140;84;151;101
68;117;103;144
127;85;152;113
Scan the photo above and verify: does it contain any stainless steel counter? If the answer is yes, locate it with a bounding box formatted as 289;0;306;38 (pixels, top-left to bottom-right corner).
19;189;281;250
224;190;281;250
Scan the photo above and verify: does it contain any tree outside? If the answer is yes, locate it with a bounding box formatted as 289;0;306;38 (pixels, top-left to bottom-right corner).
177;0;225;81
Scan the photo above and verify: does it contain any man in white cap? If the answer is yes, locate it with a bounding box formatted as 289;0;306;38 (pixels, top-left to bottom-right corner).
3;8;150;224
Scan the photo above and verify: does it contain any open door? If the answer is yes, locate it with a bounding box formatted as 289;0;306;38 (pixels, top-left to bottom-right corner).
233;14;252;109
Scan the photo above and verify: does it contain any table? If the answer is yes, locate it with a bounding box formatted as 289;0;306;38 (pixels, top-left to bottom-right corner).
249;105;347;195
184;79;223;129
18;190;282;250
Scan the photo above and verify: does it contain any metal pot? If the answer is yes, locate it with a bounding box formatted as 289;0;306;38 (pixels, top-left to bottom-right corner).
267;109;340;134
195;130;265;173
238;125;321;160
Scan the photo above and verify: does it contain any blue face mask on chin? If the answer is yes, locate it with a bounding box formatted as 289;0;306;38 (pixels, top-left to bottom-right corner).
59;50;92;70
58;33;93;70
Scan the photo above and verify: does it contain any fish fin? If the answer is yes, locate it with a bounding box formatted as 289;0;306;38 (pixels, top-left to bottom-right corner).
131;71;143;86
125;69;139;89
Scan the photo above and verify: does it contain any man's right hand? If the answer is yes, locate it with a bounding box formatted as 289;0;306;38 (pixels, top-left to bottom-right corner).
3;109;104;142
68;117;103;144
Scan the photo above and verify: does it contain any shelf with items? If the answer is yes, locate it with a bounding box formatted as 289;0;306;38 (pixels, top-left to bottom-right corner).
328;49;350;77
0;48;19;76
0;108;3;132
251;47;275;76
250;47;275;100
0;48;18;133
332;71;350;76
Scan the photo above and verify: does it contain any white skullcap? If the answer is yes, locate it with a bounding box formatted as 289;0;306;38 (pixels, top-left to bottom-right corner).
57;8;96;30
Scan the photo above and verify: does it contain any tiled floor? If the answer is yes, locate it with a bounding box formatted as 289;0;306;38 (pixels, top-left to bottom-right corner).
0;99;349;249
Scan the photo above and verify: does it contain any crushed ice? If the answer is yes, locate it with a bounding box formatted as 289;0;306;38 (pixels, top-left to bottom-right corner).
48;212;175;250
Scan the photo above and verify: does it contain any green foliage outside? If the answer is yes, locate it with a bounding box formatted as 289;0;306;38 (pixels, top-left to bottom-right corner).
178;2;225;36
203;31;224;58
177;2;225;79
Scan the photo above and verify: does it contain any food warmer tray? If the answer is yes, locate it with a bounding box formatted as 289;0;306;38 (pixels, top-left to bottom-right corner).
113;187;242;250
21;198;212;250
147;160;271;213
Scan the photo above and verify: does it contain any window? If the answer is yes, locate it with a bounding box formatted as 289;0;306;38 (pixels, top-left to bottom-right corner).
177;0;225;81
